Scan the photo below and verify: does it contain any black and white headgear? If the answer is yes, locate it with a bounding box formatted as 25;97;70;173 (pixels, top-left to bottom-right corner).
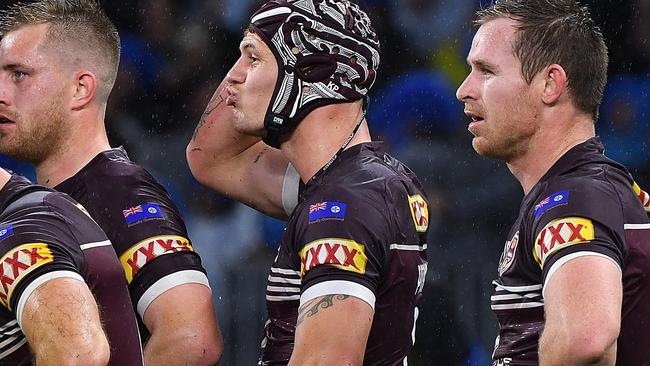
249;0;381;148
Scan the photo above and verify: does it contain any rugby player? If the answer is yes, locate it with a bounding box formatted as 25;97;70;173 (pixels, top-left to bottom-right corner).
0;168;142;365
0;1;222;364
188;0;429;364
456;0;650;365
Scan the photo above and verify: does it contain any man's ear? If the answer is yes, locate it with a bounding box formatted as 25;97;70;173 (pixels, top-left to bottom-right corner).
70;70;97;110
541;64;567;105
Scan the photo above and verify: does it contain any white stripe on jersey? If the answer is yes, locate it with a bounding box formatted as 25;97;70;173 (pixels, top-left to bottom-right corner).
266;286;301;293
492;282;542;293
266;294;301;301
389;244;427;251
624;223;650;230
491;302;544;310
0;321;16;332
270;267;300;276
491;293;541;301
0;337;26;360
267;275;301;285
79;240;112;250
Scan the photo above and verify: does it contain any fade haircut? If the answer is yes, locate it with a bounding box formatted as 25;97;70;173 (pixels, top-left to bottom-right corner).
476;0;608;119
0;0;121;102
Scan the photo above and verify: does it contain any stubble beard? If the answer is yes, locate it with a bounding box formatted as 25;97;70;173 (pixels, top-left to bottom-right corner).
473;92;538;162
0;98;69;165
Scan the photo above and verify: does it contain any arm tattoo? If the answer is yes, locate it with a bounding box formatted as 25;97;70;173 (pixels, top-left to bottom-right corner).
191;83;229;142
296;294;351;326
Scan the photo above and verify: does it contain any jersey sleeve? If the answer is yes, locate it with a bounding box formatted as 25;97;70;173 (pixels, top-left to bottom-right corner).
295;188;391;310
90;173;209;318
530;180;626;295
0;218;85;329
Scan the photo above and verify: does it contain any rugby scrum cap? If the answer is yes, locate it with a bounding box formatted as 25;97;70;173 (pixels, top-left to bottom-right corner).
249;0;381;148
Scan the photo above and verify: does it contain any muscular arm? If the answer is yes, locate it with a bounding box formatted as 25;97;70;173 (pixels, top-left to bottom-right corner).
289;295;373;366
186;79;290;219
539;256;621;365
143;283;222;366
21;277;110;366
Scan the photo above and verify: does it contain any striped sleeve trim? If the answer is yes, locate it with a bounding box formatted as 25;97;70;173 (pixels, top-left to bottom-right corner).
137;270;210;318
16;271;84;329
300;280;376;310
543;252;621;298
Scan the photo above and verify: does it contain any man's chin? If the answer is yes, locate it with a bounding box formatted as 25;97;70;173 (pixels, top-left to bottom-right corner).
472;138;508;160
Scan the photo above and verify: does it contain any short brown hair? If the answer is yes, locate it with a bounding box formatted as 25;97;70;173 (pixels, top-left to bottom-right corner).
476;0;608;119
0;0;121;101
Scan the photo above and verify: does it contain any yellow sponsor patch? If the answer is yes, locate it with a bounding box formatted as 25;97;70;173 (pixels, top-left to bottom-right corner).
534;217;594;267
0;243;53;309
299;238;367;276
408;194;429;233
119;235;193;283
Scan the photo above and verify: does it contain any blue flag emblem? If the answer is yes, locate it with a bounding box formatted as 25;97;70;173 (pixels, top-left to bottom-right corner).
122;203;165;225
0;225;13;240
534;191;569;218
308;201;347;223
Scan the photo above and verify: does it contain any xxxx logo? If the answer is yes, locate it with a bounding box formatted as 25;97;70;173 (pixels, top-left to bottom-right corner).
534;217;594;267
408;195;429;233
0;243;53;309
299;238;367;276
119;235;193;283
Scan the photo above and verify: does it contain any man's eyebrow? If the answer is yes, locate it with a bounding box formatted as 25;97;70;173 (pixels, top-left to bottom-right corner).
1;63;26;71
468;58;497;71
240;40;258;52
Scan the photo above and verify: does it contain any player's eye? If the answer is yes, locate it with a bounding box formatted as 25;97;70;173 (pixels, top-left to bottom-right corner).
11;70;27;81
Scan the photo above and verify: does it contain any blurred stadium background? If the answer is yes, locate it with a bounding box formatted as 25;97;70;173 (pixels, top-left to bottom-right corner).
0;0;648;364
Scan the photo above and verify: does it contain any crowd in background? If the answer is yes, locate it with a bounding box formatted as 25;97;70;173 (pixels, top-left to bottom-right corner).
0;0;649;364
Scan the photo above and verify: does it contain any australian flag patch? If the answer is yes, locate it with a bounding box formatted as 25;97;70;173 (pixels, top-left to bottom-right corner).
308;201;347;223
122;203;164;225
534;191;569;218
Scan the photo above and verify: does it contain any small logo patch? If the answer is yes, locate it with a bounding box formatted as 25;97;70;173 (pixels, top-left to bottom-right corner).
408;195;429;232
308;202;347;223
534;217;594;267
534;191;569;218
122;203;164;226
498;231;519;276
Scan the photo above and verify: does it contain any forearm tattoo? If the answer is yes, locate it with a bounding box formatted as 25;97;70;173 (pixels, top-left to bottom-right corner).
191;82;229;143
297;294;351;326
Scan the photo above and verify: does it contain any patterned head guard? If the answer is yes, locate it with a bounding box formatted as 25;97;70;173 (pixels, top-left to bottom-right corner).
249;0;381;148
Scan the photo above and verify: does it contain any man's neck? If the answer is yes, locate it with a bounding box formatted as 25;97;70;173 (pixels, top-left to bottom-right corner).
507;113;595;195
36;118;111;188
281;103;371;183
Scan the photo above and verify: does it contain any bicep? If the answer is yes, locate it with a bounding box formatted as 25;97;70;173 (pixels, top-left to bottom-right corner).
21;277;109;365
544;255;622;336
289;294;373;366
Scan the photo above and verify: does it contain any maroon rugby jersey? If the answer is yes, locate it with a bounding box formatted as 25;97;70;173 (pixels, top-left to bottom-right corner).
0;175;142;365
55;148;209;341
260;142;429;365
492;138;650;366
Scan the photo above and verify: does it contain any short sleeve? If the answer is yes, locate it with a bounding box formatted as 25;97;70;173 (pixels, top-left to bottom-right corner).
530;181;625;294
296;190;390;309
